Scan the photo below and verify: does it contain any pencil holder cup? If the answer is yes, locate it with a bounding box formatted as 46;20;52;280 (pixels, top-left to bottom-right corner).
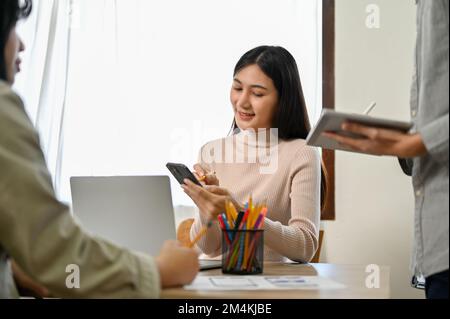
221;229;264;275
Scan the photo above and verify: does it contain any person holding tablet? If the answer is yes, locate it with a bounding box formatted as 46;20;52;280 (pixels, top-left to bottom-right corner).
182;46;327;263
0;0;199;299
324;0;448;299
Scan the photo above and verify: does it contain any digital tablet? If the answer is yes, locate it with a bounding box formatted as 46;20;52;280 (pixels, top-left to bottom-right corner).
306;109;413;152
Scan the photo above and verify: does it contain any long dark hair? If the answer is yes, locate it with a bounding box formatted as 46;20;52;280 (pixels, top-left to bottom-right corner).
232;46;328;212
0;0;32;81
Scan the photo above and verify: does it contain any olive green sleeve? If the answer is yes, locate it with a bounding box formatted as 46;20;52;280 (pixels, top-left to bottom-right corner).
0;83;160;298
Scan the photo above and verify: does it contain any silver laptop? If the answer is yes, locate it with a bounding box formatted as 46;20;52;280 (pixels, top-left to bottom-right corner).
70;176;176;255
70;176;221;270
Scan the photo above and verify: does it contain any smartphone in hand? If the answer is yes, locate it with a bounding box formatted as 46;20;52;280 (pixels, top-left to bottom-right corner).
166;163;203;187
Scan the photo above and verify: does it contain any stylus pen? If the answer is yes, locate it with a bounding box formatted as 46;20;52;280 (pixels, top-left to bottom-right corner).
364;102;377;115
198;171;216;182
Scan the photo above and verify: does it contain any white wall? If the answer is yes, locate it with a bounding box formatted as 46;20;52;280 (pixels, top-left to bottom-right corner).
321;0;424;298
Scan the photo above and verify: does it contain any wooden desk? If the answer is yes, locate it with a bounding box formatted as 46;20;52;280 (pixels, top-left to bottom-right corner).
161;263;390;299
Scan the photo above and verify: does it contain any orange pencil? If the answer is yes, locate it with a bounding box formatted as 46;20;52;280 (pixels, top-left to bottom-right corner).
261;207;268;228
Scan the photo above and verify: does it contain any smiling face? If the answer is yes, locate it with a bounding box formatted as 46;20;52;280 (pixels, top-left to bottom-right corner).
230;64;279;131
4;26;25;84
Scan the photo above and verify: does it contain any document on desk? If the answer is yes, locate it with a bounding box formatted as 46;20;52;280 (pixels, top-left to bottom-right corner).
184;276;345;291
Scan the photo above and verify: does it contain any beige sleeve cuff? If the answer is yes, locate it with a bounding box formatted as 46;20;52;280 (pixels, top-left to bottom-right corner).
133;252;161;299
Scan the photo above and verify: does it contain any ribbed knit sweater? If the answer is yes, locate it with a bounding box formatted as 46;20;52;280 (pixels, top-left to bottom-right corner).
190;130;321;262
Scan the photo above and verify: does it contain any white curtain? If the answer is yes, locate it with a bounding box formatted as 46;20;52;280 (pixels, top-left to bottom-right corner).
14;0;72;192
15;0;322;208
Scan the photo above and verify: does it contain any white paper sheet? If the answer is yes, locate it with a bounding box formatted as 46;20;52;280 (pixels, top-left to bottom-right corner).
184;276;346;291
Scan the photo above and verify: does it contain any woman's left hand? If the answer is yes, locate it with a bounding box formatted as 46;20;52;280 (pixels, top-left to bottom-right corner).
181;180;243;220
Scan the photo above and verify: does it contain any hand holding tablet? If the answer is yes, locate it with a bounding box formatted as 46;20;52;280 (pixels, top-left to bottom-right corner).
306;105;413;154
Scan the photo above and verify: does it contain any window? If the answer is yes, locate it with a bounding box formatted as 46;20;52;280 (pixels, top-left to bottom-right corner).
15;0;332;217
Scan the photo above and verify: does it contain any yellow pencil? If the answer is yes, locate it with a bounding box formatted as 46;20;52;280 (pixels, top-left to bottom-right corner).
229;202;238;222
188;221;213;248
250;204;261;228
247;195;253;229
225;200;232;226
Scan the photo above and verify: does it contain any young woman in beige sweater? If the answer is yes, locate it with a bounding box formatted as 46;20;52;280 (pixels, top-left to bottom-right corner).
183;46;327;263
